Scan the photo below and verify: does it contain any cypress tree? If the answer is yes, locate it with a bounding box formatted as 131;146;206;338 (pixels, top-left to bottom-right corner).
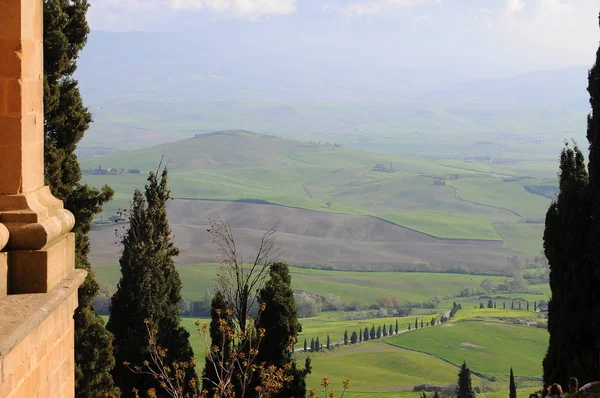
108;169;196;396
541;18;600;384
421;319;424;328
415;318;418;329
376;326;382;339
527;301;530;311
383;325;388;337
370;325;376;340
534;301;537;312
351;331;358;344
364;327;369;341
43;1;117;396
304;339;308;352
395;319;399;334
409;323;411;331
456;361;476;398
256;262;310;398
509;368;517;398
359;330;362;343
202;292;232;397
310;338;315;352
503;301;506;309
518;301;522;310
511;301;514;310
431;317;436;326
544;143;591;384
316;337;321;352
327;335;331;350
389;324;393;335
344;330;349;345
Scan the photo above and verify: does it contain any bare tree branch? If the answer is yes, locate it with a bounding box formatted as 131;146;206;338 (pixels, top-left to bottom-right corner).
208;216;281;331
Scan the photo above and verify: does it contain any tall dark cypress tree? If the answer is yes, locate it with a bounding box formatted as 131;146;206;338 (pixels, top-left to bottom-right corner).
509;368;517;398
344;330;349;345
456;362;475;398
395;319;399;334
202;292;232;397
542;142;591;386
364;327;369;341
43;1;117;396
256;262;311;398
107;169;196;396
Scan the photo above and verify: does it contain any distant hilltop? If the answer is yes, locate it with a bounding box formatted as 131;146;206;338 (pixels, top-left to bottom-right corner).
194;130;279;138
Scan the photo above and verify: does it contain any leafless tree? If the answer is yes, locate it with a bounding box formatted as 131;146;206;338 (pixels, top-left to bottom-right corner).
208;217;281;331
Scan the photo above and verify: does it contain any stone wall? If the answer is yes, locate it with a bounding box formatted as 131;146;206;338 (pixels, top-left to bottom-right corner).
0;271;85;398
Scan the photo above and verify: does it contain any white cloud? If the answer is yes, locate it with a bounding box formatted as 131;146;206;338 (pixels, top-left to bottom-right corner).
89;0;295;23
482;0;599;67
322;0;440;17
170;0;296;18
505;0;525;13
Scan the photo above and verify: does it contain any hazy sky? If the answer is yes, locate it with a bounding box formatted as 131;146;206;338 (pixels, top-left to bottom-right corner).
88;0;599;76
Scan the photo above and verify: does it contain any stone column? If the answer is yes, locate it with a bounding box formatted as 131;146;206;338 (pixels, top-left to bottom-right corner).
0;0;76;294
1;2;86;397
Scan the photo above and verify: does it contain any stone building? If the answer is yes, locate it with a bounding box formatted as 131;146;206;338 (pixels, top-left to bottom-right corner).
0;0;86;396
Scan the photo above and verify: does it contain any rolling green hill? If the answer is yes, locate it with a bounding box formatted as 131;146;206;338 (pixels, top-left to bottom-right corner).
387;320;547;378
83;131;553;255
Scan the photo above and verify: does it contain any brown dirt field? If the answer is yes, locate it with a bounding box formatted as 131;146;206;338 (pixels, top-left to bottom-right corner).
89;199;526;273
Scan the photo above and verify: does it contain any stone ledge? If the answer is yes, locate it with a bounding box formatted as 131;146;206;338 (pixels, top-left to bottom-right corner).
0;269;86;357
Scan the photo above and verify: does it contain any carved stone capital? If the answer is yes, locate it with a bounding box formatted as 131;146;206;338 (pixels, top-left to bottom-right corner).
0;186;75;250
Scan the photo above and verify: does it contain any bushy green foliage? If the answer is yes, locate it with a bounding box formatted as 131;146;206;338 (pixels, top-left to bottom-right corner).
107;170;196;396
257;262;310;398
43;1;117;396
201;292;232;397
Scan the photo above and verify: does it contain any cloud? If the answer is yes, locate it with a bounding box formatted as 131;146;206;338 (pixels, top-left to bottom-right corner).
89;0;296;23
170;0;296;18
322;0;440;17
483;0;599;67
505;0;525;13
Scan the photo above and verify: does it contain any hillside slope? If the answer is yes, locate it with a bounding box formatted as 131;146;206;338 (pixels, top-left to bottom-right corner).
84;132;550;265
90;199;520;272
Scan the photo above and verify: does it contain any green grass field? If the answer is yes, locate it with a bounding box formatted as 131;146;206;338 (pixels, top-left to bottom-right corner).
387;320;548;378
82;132;556;255
94;263;550;307
108;304;547;397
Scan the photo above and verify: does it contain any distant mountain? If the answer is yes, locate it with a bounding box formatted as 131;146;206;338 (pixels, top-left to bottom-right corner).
76;30;474;104
421;67;589;109
76;30;588;157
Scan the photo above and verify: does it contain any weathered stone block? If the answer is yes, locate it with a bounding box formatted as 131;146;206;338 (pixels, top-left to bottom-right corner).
8;233;75;294
0;252;7;298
